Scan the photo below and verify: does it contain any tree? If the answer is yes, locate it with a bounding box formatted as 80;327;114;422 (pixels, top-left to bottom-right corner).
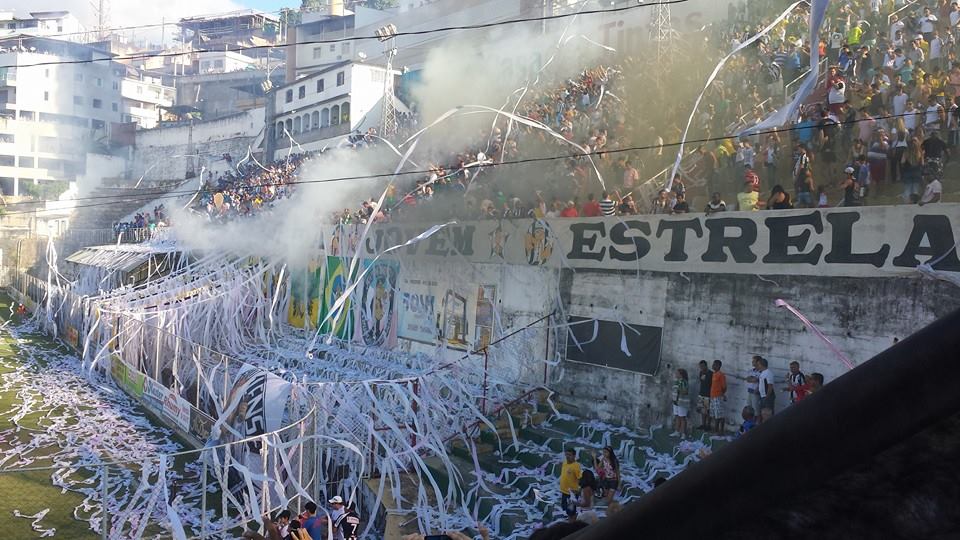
366;0;398;9
301;0;324;9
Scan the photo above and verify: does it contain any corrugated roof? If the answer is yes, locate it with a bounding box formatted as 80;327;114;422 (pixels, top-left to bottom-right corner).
64;244;178;274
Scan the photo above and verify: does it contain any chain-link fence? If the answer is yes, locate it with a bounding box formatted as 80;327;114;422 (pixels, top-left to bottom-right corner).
0;414;357;539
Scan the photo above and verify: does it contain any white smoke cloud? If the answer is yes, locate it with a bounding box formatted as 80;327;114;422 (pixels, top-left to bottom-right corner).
169;150;397;268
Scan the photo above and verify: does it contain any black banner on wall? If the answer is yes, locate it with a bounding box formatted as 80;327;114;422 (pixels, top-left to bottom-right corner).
565;317;662;375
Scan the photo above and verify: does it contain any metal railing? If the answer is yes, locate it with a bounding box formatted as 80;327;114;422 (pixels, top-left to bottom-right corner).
888;0;922;25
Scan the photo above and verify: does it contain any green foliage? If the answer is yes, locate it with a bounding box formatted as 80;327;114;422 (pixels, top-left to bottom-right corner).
19;181;69;201
366;0;398;9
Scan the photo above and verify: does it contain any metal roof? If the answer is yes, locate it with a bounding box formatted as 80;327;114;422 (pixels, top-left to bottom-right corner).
64;244;178;274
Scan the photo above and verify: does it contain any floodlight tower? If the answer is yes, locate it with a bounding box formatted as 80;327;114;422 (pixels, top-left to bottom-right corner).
375;24;399;137
649;0;679;82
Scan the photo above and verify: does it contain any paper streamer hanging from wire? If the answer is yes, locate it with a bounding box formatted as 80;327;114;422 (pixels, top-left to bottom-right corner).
775;299;856;371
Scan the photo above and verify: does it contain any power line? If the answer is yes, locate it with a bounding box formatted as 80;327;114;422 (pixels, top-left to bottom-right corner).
0;110;930;217
0;0;691;70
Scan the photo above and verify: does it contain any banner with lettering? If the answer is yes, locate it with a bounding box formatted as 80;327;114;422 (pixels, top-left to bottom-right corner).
398;277;440;344
349;206;960;277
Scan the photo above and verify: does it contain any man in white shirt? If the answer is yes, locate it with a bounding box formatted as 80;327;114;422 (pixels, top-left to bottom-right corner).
925;97;944;131
757;357;776;422
920;177;943;205
890;14;906;42
920;7;938;41
905;101;920;132
930;31;943;69
892;85;909;116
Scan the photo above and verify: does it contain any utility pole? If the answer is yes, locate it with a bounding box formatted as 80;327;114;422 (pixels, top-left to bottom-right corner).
92;0;111;41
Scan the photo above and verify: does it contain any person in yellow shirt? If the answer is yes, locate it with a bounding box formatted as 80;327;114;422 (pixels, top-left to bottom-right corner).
559;448;582;515
737;181;760;211
846;21;864;47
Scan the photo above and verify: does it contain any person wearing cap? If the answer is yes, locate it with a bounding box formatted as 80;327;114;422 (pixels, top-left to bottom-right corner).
327;496;347;540
840;166;860;207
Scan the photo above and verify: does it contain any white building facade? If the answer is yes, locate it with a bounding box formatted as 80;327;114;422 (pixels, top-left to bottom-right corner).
121;72;175;130
0;36;124;196
0;11;86;42
270;61;396;160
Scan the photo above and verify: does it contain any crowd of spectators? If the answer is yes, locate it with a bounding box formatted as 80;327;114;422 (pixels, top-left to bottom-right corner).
184;0;954;231
198;155;304;221
114;205;169;234
328;0;953;226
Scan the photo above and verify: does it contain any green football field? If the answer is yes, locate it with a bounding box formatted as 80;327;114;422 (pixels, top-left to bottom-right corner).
0;294;199;539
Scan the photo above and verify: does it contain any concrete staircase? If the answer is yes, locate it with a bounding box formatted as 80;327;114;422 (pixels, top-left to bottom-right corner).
417;395;732;539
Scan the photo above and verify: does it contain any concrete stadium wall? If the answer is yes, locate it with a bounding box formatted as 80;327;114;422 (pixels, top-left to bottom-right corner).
130;109;265;182
366;205;960;430
553;270;960;429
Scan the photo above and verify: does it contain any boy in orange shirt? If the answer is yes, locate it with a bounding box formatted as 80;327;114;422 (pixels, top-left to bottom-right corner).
710;360;728;434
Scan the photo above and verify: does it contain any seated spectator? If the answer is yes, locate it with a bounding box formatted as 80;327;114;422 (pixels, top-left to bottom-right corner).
704;192;727;214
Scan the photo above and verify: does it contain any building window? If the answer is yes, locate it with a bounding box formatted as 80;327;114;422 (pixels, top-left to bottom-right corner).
73;96;83;105
329;44;336;52
18;111;33;121
294;116;301;133
336;72;345;86
321;108;330;127
298;86;305;99
301;113;310;131
43;91;49;101
0;134;14;144
112;102;118;112
285;119;292;133
330;105;340;125
38;158;60;170
112;81;119;90
44;68;50;78
313;47;322;59
17;156;33;168
96;77;102;87
311;111;319;129
0;155;13;166
285;89;293;103
341;102;350;124
91;119;105;130
92;99;103;109
276;122;284;139
316;79;325;93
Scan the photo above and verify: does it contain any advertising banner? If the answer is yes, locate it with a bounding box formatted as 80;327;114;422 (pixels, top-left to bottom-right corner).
398;277;439;344
162;391;192;433
348;207;960;278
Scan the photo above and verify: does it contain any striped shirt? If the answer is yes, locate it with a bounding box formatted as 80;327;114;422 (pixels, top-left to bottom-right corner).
599;198;616;216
